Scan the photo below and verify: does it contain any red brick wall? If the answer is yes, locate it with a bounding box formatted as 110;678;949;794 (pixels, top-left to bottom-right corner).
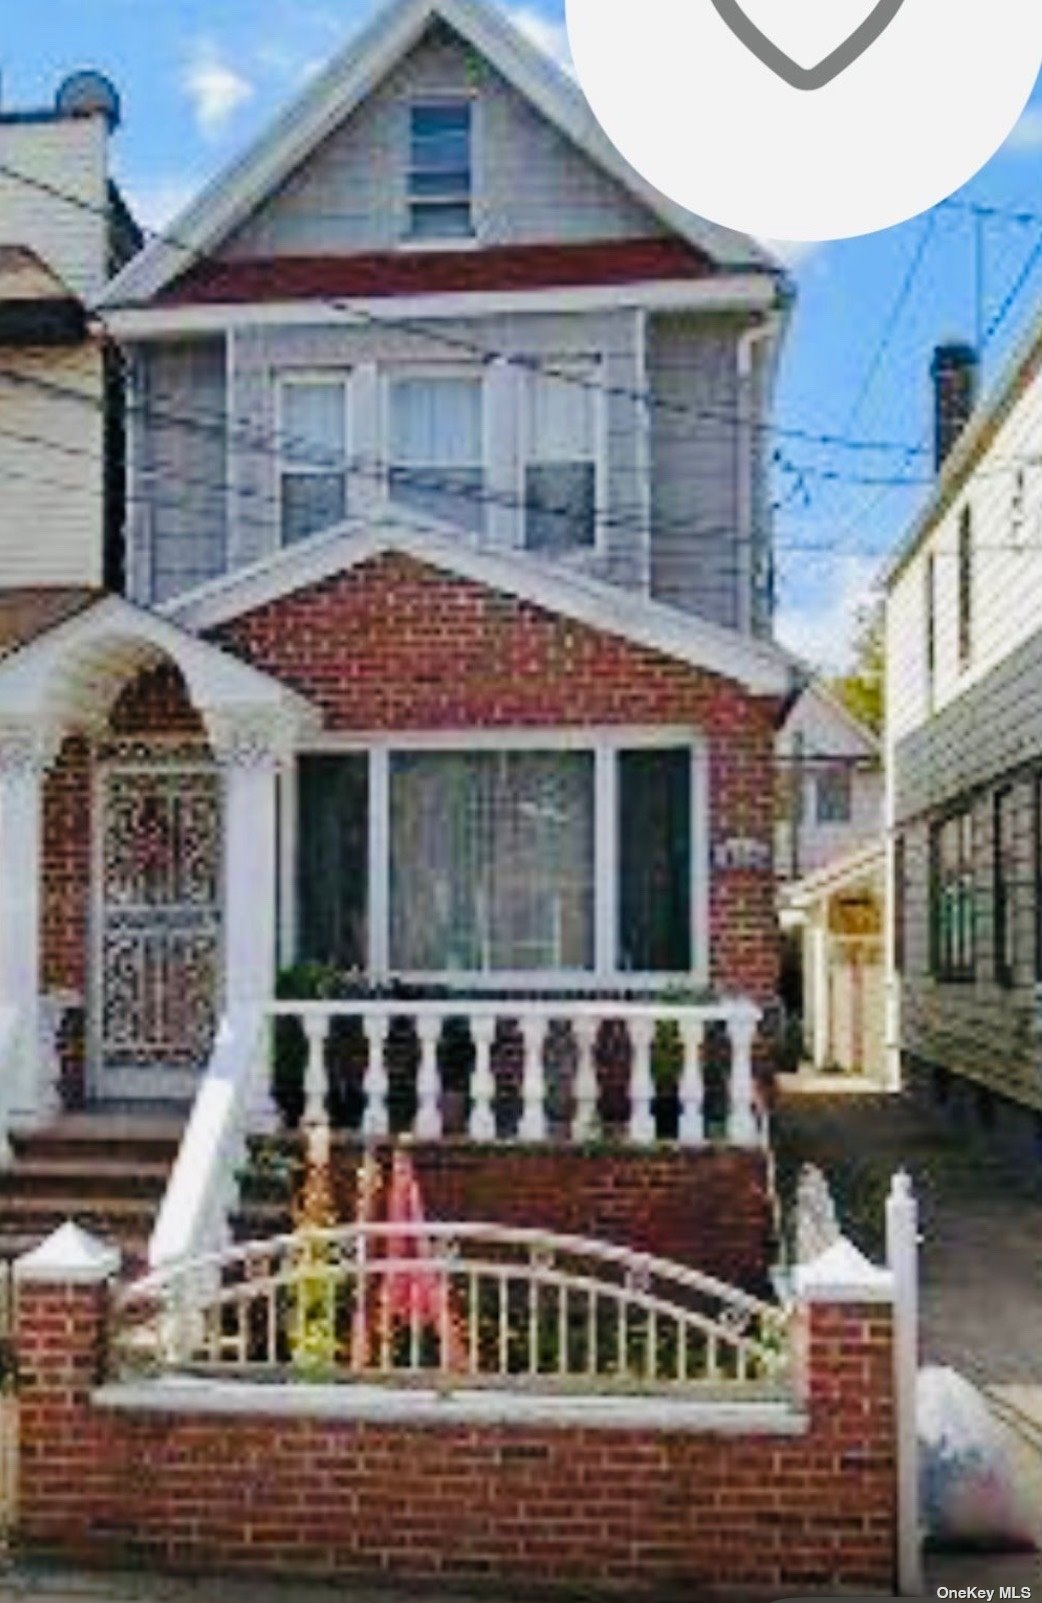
215;553;781;1002
16;1279;896;1592
320;1144;774;1295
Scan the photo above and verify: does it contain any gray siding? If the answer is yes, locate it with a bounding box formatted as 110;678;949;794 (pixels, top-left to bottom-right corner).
894;631;1042;1112
894;625;1042;824
128;340;228;604
220;22;665;259
647;316;740;630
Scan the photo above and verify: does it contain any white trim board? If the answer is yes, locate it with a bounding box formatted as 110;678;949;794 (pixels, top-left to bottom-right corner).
95;1377;807;1434
98;276;781;339
163;518;798;697
97;0;782;311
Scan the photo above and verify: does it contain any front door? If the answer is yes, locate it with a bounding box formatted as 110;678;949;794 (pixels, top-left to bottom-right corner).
95;765;222;1101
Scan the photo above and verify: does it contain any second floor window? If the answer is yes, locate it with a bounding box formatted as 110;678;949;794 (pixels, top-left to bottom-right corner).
815;763;853;825
931;804;974;982
893;834;906;974
524;363;598;552
925;550;936;696
279;377;348;546
958;504;973;669
409;101;473;241
389;372;484;534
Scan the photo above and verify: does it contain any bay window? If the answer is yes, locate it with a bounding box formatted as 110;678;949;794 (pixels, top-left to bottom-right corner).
278;376;348;545
524;362;599;552
388;372;484;534
293;736;702;982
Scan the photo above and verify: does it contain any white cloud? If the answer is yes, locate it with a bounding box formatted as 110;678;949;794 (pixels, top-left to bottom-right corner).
775;554;880;674
182;42;254;139
1004;104;1042;154
504;6;574;74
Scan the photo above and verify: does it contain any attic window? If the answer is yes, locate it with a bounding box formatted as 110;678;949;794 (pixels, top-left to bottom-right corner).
408;101;473;240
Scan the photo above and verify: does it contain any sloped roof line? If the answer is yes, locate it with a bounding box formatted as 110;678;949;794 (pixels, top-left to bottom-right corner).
161;514;798;698
99;0;781;311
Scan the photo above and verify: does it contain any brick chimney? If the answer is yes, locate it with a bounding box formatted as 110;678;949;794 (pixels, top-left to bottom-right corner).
931;342;979;472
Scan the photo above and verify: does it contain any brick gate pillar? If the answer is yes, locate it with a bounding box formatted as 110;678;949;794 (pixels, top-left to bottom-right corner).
14;1222;120;1556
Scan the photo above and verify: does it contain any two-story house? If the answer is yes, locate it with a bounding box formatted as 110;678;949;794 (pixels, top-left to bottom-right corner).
0;69;137;594
0;0;798;1256
776;681;885;1080
886;337;1042;1152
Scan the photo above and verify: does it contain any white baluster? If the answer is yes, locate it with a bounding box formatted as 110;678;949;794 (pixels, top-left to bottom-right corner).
571;1016;600;1143
726;1010;759;1147
628;1016;656;1146
678;1018;706;1147
414;1015;443;1140
302;1013;330;1131
362;1012;390;1140
518;1015;547;1143
469;1015;497;1143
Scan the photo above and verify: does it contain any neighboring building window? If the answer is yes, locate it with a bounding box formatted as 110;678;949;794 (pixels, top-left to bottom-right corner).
815;763;853;825
618;748;692;972
388;372;484;533
408;101;473;240
994;786;1016;988
958;505;973;669
524;363;598;552
1035;776;1042;983
279;377;348;545
931;805;975;982
925;551;936;695
389;751;595;972
893;834;906;974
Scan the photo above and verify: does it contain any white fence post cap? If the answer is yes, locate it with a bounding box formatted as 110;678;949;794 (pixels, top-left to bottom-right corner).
793;1235;895;1304
14;1221;121;1285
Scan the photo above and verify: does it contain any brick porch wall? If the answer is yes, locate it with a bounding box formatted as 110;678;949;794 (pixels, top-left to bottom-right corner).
15;1278;896;1592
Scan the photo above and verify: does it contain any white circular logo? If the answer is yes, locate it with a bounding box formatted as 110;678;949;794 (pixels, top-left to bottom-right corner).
565;0;1042;241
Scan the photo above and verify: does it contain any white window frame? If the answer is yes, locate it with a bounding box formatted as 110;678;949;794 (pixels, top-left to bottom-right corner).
275;371;351;548
283;727;710;991
382;364;487;531
404;94;478;248
518;357;608;558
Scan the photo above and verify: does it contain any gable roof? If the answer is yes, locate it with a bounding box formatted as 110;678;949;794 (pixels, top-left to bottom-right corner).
779;678;881;758
162;516;798;698
100;0;781;311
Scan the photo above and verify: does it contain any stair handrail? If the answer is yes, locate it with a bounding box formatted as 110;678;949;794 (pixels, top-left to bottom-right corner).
148;1007;264;1272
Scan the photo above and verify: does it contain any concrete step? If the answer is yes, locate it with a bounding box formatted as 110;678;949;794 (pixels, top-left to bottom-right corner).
0;1157;171;1200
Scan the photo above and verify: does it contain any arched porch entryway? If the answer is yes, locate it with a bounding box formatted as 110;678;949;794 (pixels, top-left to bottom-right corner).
0;596;317;1126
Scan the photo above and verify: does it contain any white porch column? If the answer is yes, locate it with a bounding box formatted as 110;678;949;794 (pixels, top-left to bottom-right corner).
0;724;61;1128
209;711;287;1011
811;918;830;1071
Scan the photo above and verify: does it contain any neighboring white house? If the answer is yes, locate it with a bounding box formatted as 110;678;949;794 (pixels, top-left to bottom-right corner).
0;72;138;589
886;337;1042;1148
776;680;883;883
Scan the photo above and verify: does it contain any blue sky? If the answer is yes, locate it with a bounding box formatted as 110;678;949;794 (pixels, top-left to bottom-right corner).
6;0;1042;670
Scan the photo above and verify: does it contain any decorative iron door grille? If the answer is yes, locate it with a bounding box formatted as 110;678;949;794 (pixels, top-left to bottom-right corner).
98;767;222;1086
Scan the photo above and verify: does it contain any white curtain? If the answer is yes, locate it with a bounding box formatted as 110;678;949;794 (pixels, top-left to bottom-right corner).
390;376;482;466
389;751;595;973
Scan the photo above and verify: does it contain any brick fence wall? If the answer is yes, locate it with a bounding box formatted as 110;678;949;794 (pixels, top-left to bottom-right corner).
15;1277;896;1593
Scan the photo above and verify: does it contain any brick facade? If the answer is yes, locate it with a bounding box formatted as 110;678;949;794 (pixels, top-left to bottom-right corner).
215;552;782;1002
16;1277;896;1592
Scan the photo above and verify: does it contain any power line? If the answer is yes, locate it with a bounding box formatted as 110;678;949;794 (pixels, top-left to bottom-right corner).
0;155;937;462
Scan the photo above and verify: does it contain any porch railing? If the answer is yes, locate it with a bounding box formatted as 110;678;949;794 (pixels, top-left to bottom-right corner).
260;996;763;1150
117;1222;791;1399
149;995;764;1275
